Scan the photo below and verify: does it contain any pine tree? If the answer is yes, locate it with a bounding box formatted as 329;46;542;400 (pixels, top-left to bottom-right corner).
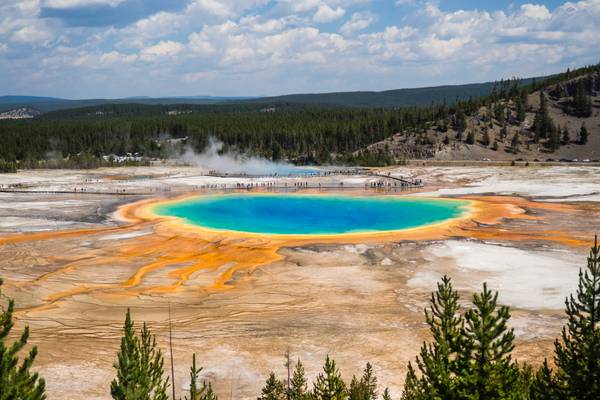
482;130;490;147
500;125;508;139
382;388;392;400
400;363;423;400
111;310;169;400
0;278;46;400
516;95;526;123
511;132;520;154
289;360;309;400
553;236;600;399
348;363;378;400
456;283;519;399
455;111;467;134
410;276;462;399
492;141;499;151
312;355;346;400
349;377;367;400
547;126;561;151
533;92;552;142
530;360;559;400
259;373;286;400
466;131;475;145
578;123;589;145
562;126;570;145
185;354;217;400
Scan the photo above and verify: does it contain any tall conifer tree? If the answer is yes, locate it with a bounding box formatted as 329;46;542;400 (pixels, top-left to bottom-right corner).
288;360;309;400
552;236;600;399
0;278;46;400
111;310;169;400
456;284;519;399
312;356;346;400
259;373;286;400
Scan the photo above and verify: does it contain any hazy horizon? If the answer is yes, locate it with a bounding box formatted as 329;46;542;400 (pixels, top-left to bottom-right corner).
0;66;565;100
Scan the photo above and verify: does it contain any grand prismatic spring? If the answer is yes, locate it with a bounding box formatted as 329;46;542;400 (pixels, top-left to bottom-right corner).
152;194;470;235
0;166;599;399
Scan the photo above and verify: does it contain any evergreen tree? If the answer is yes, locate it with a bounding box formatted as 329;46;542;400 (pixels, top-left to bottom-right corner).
500;125;508;140
185;354;217;400
400;363;422;400
482;130;490;147
466;131;475;145
187;354;202;400
0;278;46;400
562;126;570;145
530;360;559;400
511;132;520;154
259;373;286;400
348;363;378;400
578;123;589;145
455;111;467;134
492;141;499;151
456;283;519;399
312;355;347;400
289;360;309;400
411;276;462;399
382;388;392;400
552;236;600;399
111;310;169;400
516;95;526;123
533;92;552;142
547;126;561;151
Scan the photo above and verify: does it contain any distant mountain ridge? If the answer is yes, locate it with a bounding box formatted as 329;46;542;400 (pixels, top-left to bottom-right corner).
0;95;257;113
0;75;548;113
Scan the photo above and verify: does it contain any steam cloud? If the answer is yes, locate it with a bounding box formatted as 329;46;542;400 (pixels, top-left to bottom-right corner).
180;138;312;176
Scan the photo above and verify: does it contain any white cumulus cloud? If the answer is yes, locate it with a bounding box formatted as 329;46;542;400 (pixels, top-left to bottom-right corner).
42;0;126;9
313;5;345;23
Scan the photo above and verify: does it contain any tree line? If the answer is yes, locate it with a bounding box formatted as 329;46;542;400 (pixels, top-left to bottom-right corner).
1;63;597;171
2;236;599;399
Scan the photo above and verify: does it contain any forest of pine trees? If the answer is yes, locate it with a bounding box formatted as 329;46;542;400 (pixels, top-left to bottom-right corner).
0;63;598;170
1;238;599;399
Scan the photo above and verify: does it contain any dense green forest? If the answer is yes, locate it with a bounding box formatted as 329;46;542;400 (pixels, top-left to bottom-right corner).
0;75;545;113
0;64;598;169
2;237;599;399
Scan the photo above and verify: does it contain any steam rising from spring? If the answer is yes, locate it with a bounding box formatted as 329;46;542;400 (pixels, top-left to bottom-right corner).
181;138;315;176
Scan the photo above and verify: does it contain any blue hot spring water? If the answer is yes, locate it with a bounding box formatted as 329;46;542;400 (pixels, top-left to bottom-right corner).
153;194;469;235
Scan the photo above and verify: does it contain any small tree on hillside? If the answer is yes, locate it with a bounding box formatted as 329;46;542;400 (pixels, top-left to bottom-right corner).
466;131;475;145
0;278;46;400
579;123;589;145
511;132;520;153
548;126;561;151
482;130;491;147
562;126;570;145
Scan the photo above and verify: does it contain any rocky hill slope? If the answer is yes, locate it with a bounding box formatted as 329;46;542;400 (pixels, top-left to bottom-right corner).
364;68;600;162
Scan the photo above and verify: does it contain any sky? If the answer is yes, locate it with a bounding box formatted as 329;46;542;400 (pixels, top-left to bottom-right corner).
0;0;599;98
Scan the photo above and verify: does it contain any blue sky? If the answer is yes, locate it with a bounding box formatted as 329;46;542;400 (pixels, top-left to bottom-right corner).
0;0;598;98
